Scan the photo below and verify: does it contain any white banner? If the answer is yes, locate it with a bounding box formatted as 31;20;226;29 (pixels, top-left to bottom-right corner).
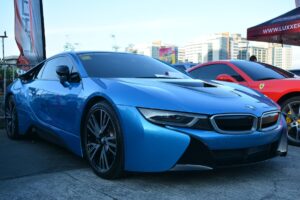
14;0;46;65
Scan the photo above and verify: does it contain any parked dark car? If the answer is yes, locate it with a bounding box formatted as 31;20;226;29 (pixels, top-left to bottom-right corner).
171;63;197;74
289;69;300;76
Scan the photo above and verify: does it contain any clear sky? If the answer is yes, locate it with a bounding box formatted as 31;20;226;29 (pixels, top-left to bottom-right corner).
1;0;299;65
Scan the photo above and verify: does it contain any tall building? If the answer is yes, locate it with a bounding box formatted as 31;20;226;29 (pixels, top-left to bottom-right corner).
182;33;293;69
183;41;203;63
246;42;292;69
268;44;292;70
248;46;268;63
178;47;186;63
183;33;238;64
213;32;230;60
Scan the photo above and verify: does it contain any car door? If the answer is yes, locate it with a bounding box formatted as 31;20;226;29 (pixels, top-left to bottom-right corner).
32;56;82;134
189;64;248;85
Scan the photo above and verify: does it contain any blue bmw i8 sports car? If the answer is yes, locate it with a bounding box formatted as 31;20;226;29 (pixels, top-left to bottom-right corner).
5;52;287;179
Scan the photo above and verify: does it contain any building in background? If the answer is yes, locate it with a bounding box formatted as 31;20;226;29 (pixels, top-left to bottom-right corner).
247;46;268;63
246;42;292;70
180;33;293;69
125;33;293;69
268;44;292;70
178;47;186;63
4;55;18;65
183;40;203;63
182;33;232;64
159;47;178;64
126;41;178;64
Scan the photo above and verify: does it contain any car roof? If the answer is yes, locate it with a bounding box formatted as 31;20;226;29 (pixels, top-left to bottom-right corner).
187;60;254;72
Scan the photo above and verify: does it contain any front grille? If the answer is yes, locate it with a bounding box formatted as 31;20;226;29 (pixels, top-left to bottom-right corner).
260;111;280;131
212;141;279;166
176;137;279;168
210;114;257;134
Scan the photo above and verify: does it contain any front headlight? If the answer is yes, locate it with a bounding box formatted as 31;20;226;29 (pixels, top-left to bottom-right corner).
138;108;212;130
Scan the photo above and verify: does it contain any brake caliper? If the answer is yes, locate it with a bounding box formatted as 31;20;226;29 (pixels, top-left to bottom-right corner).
286;111;292;125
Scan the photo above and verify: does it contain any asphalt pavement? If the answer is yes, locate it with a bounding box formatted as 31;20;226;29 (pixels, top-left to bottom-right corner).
0;129;300;200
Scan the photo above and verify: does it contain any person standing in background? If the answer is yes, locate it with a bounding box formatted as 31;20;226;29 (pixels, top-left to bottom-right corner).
249;55;257;62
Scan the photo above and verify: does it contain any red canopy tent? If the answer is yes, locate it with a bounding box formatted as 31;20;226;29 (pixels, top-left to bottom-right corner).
247;7;300;46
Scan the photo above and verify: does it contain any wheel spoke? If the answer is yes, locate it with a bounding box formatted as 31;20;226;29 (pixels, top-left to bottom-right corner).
106;136;116;141
87;143;100;160
100;110;110;134
99;147;109;170
106;141;116;149
103;147;109;170
87;113;101;137
108;146;116;156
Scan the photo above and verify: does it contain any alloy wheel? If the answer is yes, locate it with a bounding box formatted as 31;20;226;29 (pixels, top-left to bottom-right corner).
5;97;17;138
282;101;300;144
85;108;118;173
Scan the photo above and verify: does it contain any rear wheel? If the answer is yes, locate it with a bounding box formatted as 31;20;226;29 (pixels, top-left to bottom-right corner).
281;96;300;146
5;96;19;139
83;101;123;179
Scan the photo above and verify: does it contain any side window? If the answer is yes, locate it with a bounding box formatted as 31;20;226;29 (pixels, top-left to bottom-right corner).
36;63;45;79
40;58;60;80
189;64;245;82
40;56;73;80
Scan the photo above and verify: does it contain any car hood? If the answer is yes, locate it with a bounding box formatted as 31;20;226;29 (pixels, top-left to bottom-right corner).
91;78;278;116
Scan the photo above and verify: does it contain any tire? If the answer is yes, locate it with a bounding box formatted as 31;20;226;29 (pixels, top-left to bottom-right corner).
5;95;20;139
82;101;124;179
280;96;300;146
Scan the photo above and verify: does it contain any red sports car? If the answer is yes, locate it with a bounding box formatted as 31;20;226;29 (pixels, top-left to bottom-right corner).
187;60;300;145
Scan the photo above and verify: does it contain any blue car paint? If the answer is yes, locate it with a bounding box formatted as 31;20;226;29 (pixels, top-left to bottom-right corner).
7;51;286;172
116;105;190;171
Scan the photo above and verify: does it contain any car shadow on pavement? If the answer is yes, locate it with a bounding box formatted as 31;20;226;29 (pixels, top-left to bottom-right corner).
1;127;296;183
0;130;88;181
125;156;289;184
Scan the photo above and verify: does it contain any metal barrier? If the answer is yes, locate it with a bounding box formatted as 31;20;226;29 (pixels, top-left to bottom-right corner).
0;63;33;119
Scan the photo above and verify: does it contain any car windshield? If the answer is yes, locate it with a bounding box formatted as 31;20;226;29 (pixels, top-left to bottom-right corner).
231;60;295;81
78;52;189;79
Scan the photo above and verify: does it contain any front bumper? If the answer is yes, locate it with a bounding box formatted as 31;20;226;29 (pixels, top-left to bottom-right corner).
117;105;287;172
177;130;287;168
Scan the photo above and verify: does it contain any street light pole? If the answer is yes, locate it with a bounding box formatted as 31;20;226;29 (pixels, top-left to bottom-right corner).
0;31;8;100
0;31;7;61
111;34;119;52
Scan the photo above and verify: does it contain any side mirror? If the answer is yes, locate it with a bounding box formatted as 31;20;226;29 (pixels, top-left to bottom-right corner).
216;74;238;83
56;65;70;86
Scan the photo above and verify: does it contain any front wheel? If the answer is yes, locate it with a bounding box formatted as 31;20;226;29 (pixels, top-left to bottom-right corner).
83;101;123;179
5;96;20;139
281;96;300;146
